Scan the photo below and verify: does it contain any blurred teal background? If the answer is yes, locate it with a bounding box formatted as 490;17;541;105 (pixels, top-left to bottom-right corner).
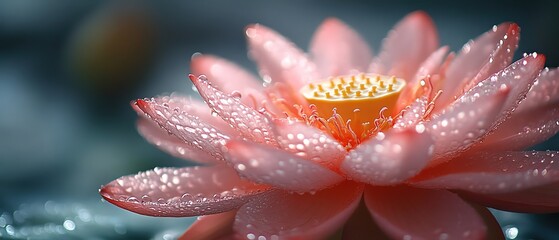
1;0;559;239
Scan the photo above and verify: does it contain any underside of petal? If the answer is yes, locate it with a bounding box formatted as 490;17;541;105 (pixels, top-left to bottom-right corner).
100;165;270;217
364;186;487;239
233;181;363;240
225;140;344;192
310;18;372;78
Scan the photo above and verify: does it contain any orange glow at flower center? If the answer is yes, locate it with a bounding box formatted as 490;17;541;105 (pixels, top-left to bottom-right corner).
300;74;405;133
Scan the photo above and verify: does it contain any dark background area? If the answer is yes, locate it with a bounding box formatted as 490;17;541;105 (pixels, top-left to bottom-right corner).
1;0;558;239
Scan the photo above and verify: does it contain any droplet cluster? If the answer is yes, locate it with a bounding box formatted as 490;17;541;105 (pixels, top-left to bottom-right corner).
101;166;269;217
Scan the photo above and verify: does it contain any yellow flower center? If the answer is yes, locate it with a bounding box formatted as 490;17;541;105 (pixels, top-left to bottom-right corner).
300;74;405;135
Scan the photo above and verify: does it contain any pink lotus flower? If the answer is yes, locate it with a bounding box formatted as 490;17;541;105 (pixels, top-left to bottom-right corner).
100;11;559;239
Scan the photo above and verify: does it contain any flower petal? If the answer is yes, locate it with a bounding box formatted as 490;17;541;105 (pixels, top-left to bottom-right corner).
310;18;372;77
427;54;545;163
272;120;347;170
395;46;449;112
414;151;559;213
137;118;221;164
371;11;438;80
516;67;559;112
246;24;319;90
414;151;559;193
477;104;559;150
190;74;277;146
132;95;232;133
438;23;520;107
393;96;429;129
364;186;487;239
477;67;559;150
179;211;236;240
224;140;344;192
190;54;267;106
427;84;508;162
100;165;270;217
134;98;231;162
233;181;363;239
340;128;434;185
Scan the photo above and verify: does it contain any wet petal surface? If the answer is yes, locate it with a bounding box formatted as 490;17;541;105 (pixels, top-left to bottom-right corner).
225;140;344;192
190;74;277;145
134;98;231;162
438;23;519;107
137;118;222;164
190;54;267;106
414;151;559;194
100;165;270;217
341;129;434;185
273;120;346;170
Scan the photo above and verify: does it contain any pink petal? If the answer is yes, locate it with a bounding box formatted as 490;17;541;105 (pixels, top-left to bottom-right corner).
190;74;277;146
132;95;233;133
477;103;559;150
371;11;438;80
309;18;372;77
476;67;559;150
100;165;270;217
246;24;319;91
364;186;487;239
190;54;267;106
179;211;236;240
137;118;221;164
340;128;434;185
134;98;231;162
427;54;545;163
395;46;449;112
413;46;450;82
233;181;363;239
414;151;559;213
393;96;429;129
516;67;559;112
413;151;559;194
224;140;344;192
272;120;347;170
427;84;509;162
438;23;520;107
